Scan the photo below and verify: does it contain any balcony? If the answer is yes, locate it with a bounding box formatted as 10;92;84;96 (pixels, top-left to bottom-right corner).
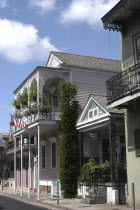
106;63;140;105
15;106;61;125
7;138;36;154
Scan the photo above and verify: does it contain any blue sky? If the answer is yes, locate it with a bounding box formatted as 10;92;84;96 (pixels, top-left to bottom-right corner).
0;0;120;133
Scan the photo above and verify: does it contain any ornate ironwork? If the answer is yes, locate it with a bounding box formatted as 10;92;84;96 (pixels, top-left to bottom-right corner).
107;62;140;104
104;22;123;32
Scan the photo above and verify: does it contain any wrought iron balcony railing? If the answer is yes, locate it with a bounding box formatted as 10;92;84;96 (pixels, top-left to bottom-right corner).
106;62;140;104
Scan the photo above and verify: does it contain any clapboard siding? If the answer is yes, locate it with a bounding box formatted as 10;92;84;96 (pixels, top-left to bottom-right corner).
71;69;117;108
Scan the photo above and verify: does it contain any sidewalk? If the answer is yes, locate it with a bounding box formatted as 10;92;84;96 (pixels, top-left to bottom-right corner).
0;187;137;210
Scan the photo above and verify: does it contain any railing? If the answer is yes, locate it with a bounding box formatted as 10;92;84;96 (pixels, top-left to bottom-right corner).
106;62;140;104
7;140;36;154
16;106;61;126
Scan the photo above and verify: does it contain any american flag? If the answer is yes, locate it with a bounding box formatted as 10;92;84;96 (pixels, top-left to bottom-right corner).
11;114;28;131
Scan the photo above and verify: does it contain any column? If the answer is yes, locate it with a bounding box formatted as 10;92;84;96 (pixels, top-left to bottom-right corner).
28;131;31;198
21;134;23;196
37;125;40;200
14;137;16;194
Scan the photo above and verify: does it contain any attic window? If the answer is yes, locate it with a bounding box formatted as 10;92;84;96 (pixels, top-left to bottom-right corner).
88;108;98;119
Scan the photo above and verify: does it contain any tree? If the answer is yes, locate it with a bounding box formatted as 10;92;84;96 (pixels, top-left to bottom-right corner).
59;82;80;198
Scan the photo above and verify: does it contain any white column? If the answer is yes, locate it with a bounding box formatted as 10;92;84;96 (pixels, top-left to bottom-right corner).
37;125;40;200
21;134;23;196
28;131;31;198
14;137;16;194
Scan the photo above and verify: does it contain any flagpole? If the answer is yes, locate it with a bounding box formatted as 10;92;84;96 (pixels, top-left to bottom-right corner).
14;137;16;195
21;134;23;196
37;125;40;200
28;130;31;198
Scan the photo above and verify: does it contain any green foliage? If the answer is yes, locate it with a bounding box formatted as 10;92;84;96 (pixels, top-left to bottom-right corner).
59;82;81;198
39;103;50;114
29;85;37;102
12;96;21;110
20;91;28;107
12;91;28;109
79;158;110;184
14;111;23;119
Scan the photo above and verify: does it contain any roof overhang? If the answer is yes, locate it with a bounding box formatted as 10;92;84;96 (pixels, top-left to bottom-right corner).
101;0;140;32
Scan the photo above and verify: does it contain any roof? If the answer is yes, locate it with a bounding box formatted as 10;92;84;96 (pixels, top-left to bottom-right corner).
90;94;123;114
51;51;121;73
102;0;140;31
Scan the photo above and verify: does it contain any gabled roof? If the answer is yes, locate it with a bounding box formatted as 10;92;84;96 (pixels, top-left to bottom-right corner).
50;51;121;73
77;93;123;127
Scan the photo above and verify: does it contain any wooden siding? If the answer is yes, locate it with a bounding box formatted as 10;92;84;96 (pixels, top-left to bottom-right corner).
71;69;117;108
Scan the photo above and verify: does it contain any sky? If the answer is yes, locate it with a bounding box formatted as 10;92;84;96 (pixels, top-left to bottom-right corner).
0;0;120;133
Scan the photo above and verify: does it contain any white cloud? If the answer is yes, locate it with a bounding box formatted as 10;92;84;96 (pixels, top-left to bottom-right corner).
29;0;56;13
0;19;58;63
61;0;119;26
0;0;7;8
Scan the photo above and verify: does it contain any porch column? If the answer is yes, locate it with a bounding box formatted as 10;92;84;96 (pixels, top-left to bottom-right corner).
37;125;40;200
14;137;16;195
21;134;23;196
108;122;117;183
28;131;31;198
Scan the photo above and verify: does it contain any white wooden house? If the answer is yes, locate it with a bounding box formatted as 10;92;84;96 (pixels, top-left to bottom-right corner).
7;51;121;199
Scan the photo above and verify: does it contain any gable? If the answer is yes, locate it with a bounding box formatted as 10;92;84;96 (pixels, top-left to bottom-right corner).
47;54;62;68
77;97;109;128
81;100;106;123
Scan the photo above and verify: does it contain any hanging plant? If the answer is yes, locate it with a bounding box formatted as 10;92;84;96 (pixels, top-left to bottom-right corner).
29;85;37;102
12;98;21;110
12;91;28;109
39;103;50;114
15;111;23;119
20;91;28;107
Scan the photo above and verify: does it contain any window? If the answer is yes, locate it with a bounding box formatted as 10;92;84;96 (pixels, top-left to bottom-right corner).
42;145;46;169
134;33;140;63
52;142;56;168
88;108;98;119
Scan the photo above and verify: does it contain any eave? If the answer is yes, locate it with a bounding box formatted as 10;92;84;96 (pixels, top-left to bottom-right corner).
101;0;139;32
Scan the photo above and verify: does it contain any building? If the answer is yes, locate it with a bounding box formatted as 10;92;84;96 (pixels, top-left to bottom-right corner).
7;51;121;199
77;94;126;204
102;0;140;208
0;133;9;141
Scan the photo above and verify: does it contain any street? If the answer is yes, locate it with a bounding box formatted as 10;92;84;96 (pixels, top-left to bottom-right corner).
0;195;49;210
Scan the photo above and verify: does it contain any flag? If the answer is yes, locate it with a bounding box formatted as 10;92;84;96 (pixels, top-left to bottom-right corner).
11;114;28;131
0;139;7;150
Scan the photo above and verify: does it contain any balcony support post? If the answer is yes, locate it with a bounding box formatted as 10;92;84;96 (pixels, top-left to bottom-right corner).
28;130;31;198
37;125;40;200
14;137;16;194
21;134;23;196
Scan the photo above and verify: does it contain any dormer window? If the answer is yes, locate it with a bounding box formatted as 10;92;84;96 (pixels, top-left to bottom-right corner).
88;108;98;119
